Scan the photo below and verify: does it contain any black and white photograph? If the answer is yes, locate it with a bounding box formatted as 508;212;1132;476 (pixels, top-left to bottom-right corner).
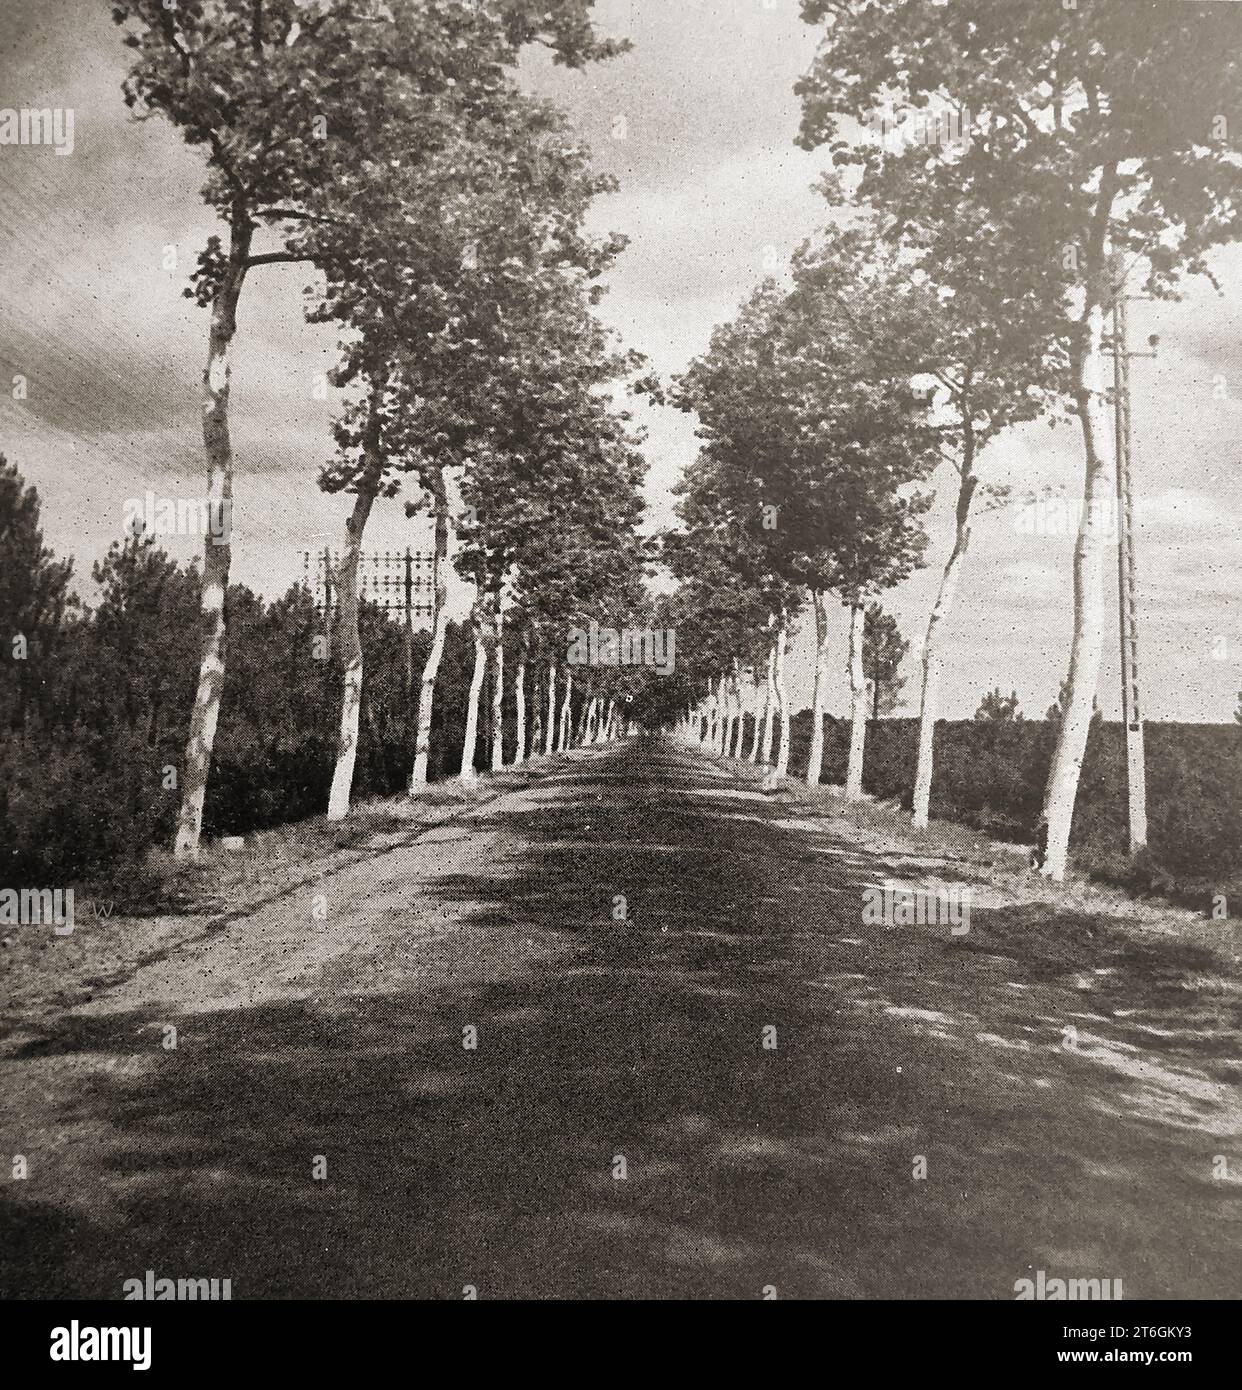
0;0;1239;1357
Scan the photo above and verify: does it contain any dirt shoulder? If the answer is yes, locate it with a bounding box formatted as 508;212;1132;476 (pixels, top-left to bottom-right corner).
0;753;573;1033
716;749;1242;976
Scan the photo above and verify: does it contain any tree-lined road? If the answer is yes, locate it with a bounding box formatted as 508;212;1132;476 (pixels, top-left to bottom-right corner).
2;738;1237;1299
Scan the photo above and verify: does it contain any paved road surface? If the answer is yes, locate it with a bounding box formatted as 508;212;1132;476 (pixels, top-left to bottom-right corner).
2;736;1238;1298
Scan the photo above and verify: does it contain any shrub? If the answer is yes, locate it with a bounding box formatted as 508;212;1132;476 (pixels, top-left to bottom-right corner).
789;711;1242;900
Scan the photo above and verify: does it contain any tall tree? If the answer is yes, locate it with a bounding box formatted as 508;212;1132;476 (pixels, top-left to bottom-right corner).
663;446;798;773
813;191;1068;826
863;603;908;721
319;364;389;819
0;457;75;733
796;0;1242;874
976;688;1023;724
116;0;627;854
452;283;647;776
304;72;626;812
676;228;938;791
115;0;379;853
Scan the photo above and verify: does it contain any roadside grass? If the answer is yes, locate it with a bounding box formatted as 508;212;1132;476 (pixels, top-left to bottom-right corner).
718;749;1242;977
772;713;1242;922
0;753;559;1027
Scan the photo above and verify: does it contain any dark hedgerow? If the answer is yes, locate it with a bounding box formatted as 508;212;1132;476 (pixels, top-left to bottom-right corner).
0;520;520;890
789;711;1242;910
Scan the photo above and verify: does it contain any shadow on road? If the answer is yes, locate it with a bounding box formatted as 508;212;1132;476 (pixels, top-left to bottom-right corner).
2;738;1239;1299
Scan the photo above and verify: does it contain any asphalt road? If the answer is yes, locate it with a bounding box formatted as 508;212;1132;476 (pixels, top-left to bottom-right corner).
2;736;1239;1299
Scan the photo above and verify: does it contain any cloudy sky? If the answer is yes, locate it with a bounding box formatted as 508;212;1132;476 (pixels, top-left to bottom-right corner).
2;0;1239;721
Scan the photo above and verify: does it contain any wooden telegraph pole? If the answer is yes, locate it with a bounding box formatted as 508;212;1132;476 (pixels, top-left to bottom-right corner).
403;548;415;694
1105;259;1157;855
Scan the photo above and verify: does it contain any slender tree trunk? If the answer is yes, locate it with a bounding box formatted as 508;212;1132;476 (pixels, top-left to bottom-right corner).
730;665;743;755
805;588;830;786
577;688;595;745
545;661;557;755
722;672;736;758
748;675;763;762
761;639;776;764
557;670;574;752
326;486;379;820
459;614;487;784
325;511;370;821
1041;292;1115;878
327;384;384;822
912;456;977;829
845;601;867;800
1039;191;1119;880
174;213;253;858
730;666;746;757
773;613;790;778
490;597;505;773
513;651;527;766
410;468;449;791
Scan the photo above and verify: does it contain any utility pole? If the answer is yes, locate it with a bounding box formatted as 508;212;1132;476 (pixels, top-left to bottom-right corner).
403;547;414;694
1104;259;1156;855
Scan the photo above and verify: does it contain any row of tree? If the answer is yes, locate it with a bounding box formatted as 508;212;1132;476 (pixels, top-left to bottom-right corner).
658;0;1242;880
111;0;654;855
976;681;1101;725
0;455;643;884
